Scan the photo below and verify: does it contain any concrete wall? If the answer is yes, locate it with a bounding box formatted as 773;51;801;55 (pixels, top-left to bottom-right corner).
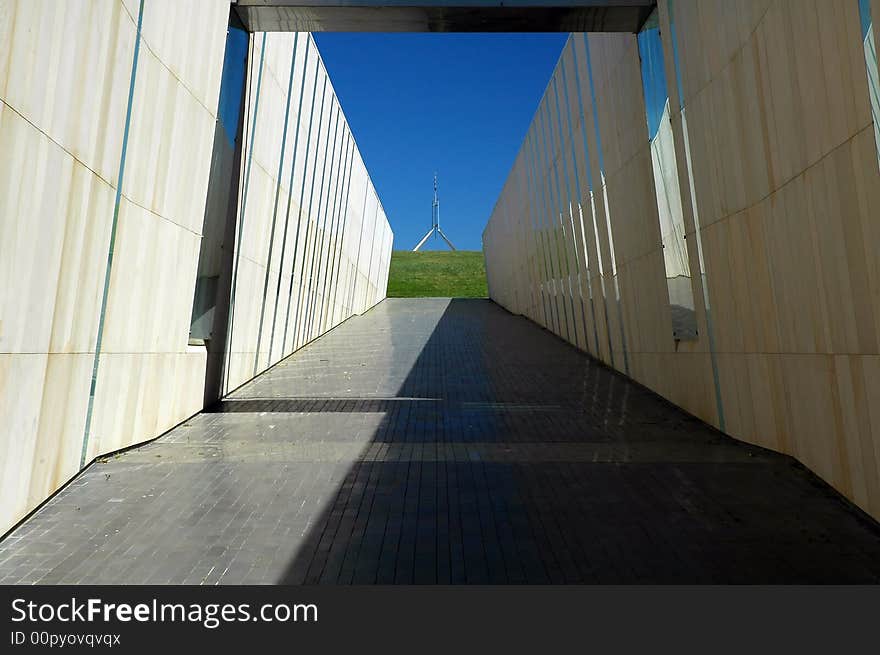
0;0;392;534
484;0;880;521
221;29;392;394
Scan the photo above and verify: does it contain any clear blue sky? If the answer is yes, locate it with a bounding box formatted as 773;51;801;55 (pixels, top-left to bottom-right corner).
313;33;567;251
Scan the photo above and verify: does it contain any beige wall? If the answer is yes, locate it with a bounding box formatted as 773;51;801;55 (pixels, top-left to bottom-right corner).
223;30;392;393
0;0;392;534
484;0;880;521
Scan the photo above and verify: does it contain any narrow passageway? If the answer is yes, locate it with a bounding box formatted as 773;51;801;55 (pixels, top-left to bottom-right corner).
2;298;880;583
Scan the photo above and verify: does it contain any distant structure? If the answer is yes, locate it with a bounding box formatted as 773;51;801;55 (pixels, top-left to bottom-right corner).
413;173;456;251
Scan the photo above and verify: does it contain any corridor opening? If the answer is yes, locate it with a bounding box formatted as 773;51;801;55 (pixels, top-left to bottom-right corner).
3;0;880;586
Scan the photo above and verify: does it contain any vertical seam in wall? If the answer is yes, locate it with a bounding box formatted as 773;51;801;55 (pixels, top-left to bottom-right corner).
328;128;354;325
330;135;355;321
534;106;557;336
541;93;576;343
584;33;629;374
254;33;300;376
308;109;348;336
524;132;550;328
350;177;370;314
303;103;336;340
269;35;311;364
556;55;588;350
303;103;342;341
668;0;725;431
291;75;328;351
328;131;350;320
529;124;551;330
321;111;344;323
363;195;380;311
79;0;145;469
682;111;725;431
299;96;337;346
551;75;581;349
224;32;267;394
525;130;555;333
282;49;321;355
546;82;574;343
572;35;613;364
560;47;601;356
537;104;569;341
534;123;559;335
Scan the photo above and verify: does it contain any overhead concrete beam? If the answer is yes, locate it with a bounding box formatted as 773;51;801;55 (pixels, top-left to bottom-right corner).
233;1;656;33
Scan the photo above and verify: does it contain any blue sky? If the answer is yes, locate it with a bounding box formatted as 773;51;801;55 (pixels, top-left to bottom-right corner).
314;33;567;251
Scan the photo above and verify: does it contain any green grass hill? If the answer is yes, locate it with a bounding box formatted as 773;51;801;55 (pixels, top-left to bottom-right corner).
386;250;488;298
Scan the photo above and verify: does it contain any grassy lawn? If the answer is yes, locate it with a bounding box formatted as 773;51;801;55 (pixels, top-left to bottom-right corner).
386;250;488;298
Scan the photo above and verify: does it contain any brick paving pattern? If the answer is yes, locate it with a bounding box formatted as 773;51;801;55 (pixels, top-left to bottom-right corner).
2;298;880;583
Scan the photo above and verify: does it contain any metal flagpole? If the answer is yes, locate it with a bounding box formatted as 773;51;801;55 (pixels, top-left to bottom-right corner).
412;173;456;251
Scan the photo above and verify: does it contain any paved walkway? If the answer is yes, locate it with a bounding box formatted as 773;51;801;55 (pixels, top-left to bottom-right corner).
2;298;880;583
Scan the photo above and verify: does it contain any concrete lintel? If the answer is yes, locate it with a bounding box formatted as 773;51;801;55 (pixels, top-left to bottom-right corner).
233;1;656;33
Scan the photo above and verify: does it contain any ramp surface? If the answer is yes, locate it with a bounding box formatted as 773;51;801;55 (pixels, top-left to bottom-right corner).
2;299;879;583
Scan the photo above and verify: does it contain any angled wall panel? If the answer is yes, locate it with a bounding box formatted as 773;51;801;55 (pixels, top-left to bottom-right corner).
0;2;392;534
484;0;880;521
